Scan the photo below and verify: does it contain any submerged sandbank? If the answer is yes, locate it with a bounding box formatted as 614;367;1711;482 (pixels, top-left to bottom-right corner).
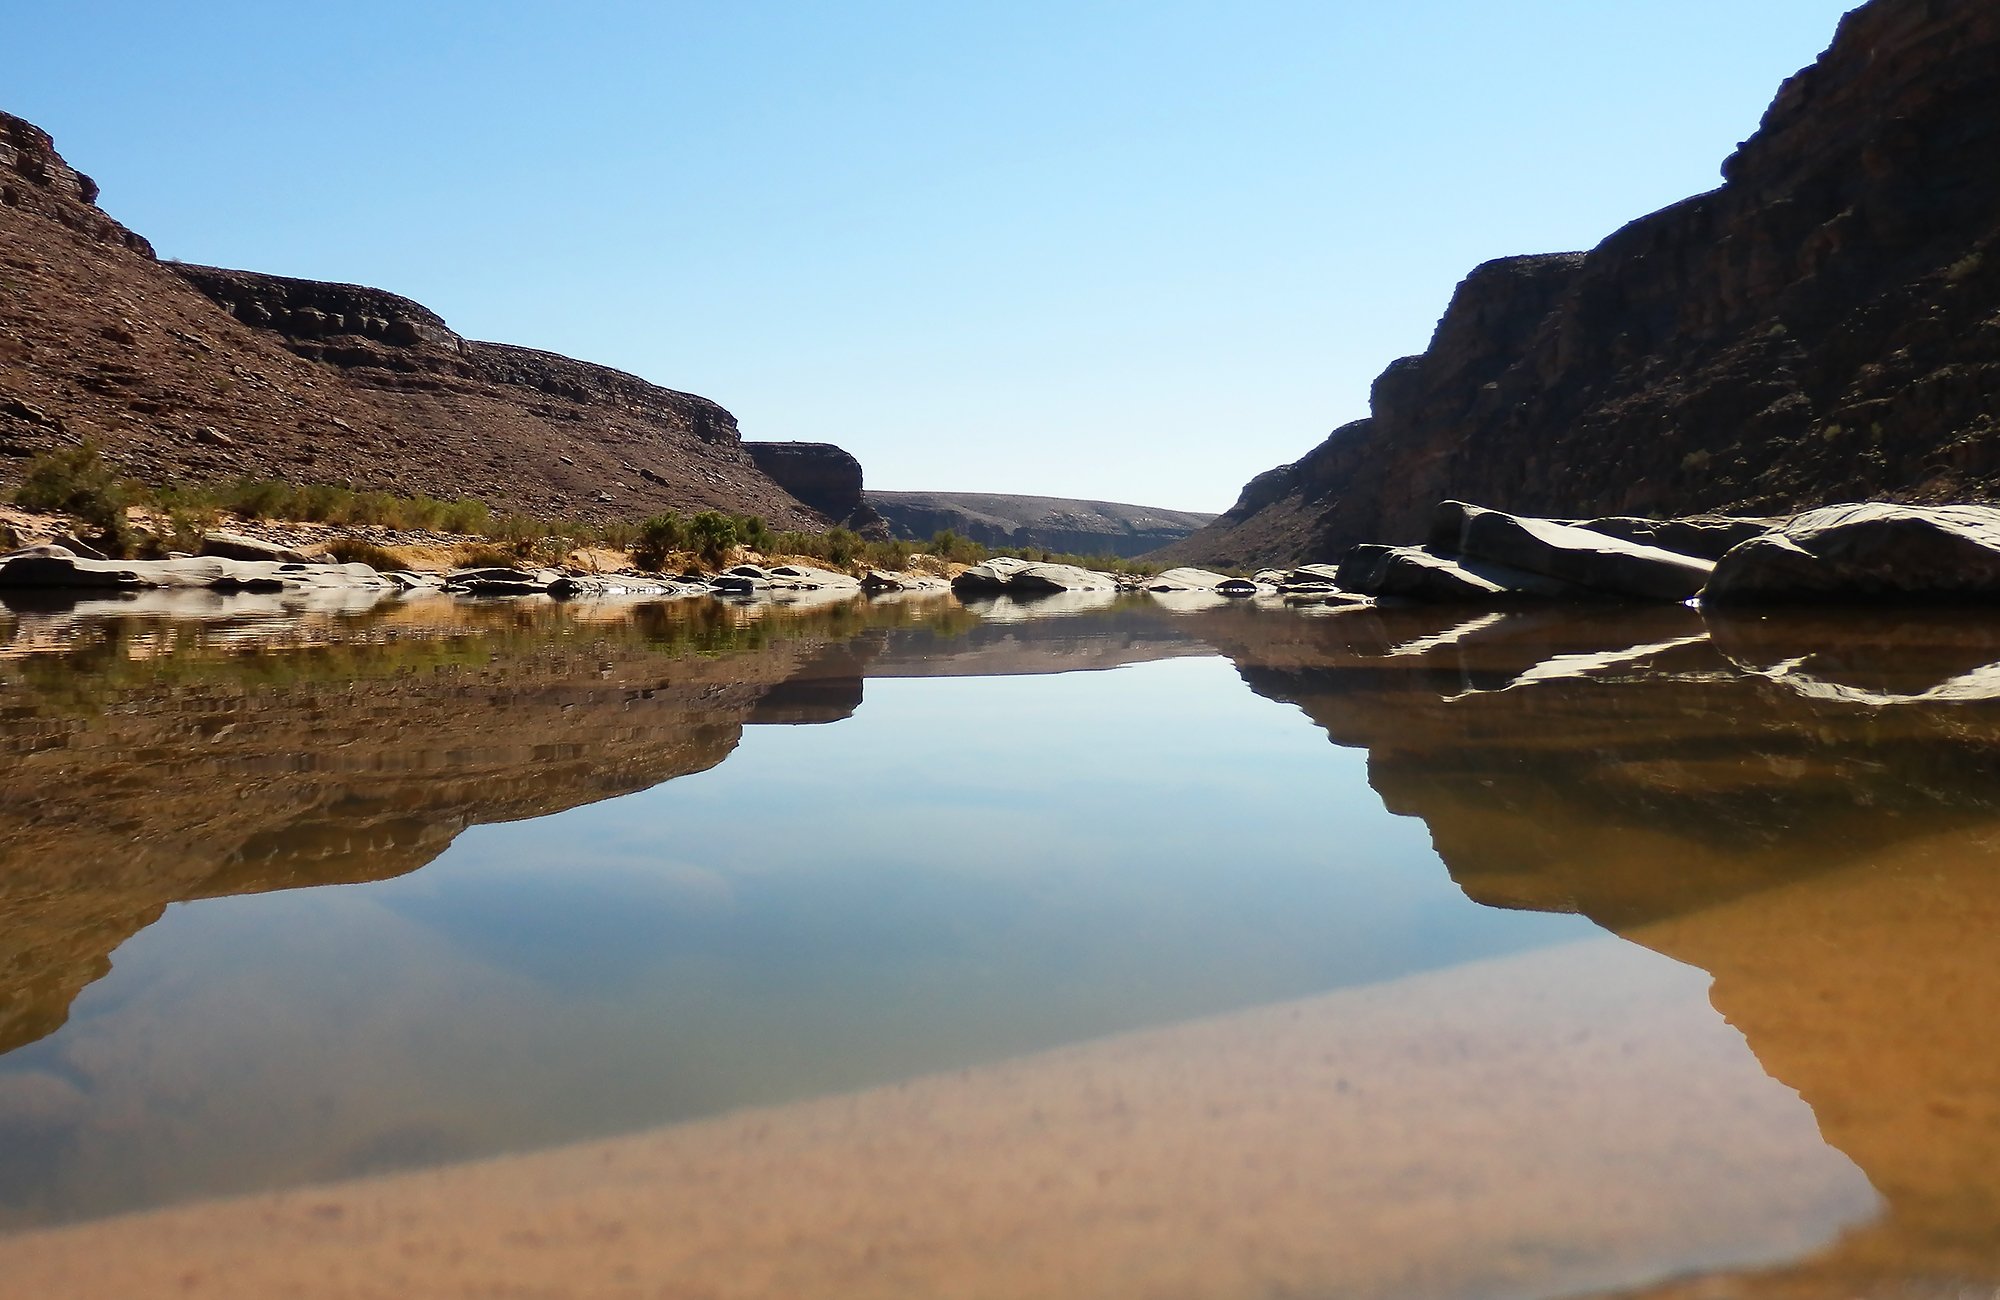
0;937;1871;1300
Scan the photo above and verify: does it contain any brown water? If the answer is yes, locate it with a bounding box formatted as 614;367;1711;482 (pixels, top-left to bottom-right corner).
0;591;1995;1298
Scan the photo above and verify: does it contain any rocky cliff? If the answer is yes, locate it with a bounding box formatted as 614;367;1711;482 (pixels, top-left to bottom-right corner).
867;490;1214;558
746;442;887;535
0;110;836;529
1168;0;2000;568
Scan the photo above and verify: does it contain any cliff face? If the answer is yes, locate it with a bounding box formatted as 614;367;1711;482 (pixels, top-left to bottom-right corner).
0;111;838;529
745;442;887;535
866;490;1215;558
1171;0;2000;568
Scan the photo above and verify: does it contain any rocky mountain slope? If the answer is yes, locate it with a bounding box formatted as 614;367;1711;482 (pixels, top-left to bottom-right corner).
0;111;830;528
1167;0;2000;569
866;490;1214;558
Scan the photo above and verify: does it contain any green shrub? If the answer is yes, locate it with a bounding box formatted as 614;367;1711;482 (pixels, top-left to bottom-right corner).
14;443;132;528
401;495;447;531
438;497;491;534
157;501;220;554
632;513;689;571
223;478;296;521
13;443;143;554
822;527;862;568
351;491;403;528
927;529;987;565
736;514;773;553
687;510;738;567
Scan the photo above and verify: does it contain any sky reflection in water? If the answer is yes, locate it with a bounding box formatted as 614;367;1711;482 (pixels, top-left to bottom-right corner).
1;651;1586;1226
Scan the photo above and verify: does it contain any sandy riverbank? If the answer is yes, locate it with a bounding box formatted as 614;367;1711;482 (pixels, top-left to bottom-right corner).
0;937;1872;1300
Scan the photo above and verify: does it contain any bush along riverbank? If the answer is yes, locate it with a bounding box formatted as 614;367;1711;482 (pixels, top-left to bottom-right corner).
0;445;1173;599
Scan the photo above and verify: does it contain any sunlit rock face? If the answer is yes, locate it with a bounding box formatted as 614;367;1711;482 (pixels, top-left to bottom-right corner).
1171;0;2000;568
1210;604;2000;1289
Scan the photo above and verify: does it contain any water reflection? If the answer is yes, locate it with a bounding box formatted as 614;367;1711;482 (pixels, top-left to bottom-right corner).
1205;604;2000;1294
0;595;1996;1296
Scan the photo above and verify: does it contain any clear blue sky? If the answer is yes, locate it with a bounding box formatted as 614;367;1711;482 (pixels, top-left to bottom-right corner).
12;1;1859;512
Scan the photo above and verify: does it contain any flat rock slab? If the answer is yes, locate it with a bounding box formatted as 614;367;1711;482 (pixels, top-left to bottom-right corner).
198;531;316;565
1432;502;1713;602
859;570;950;593
1703;502;2000;601
0;549;392;593
1146;567;1233;592
766;564;862;589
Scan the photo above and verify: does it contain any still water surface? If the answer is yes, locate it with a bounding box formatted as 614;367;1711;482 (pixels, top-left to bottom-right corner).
0;593;1995;1298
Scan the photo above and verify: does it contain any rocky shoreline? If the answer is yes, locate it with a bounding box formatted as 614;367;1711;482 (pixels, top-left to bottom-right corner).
10;498;2000;614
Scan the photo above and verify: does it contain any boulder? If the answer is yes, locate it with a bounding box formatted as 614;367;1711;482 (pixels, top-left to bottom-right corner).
1571;514;1777;560
49;533;108;561
1430;501;1712;601
949;556;1038;593
1703;503;2000;602
0;552;147;589
1146;567;1233;592
200;531;314;565
1336;544;1595;604
1006;562;1118;594
766;564;862;590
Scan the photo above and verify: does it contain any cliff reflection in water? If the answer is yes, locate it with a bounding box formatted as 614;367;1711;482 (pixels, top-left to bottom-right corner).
0;592;1996;1291
1214;603;2000;1292
0;593;1201;1061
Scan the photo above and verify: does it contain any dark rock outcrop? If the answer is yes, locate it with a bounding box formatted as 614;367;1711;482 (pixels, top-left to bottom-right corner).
746;442;887;535
1336;543;1593;605
1171;0;2000;568
0;110;847;531
1434;501;1715;602
1334;502;1721;605
0;114;151;256
868;491;1215;558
